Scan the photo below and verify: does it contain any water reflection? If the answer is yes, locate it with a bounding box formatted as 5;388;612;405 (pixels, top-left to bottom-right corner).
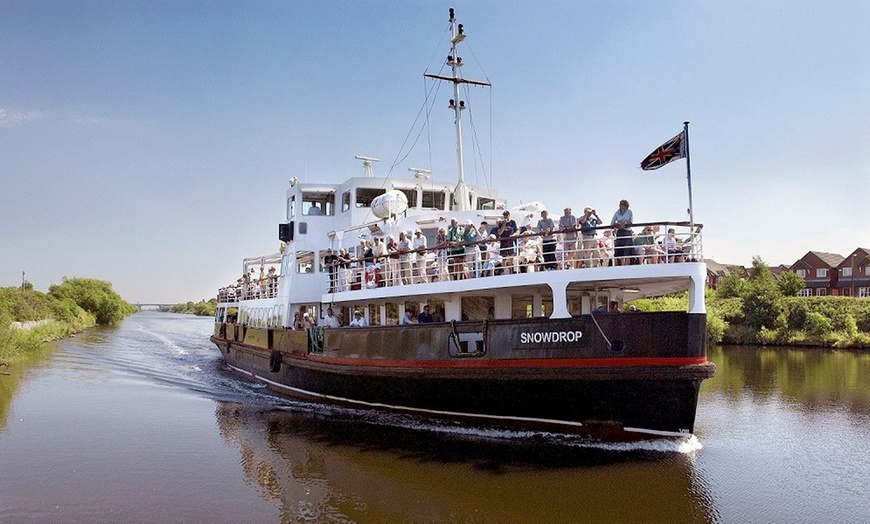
705;345;870;414
215;402;717;523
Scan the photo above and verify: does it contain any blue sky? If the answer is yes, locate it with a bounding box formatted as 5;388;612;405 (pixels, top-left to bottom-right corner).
2;1;868;303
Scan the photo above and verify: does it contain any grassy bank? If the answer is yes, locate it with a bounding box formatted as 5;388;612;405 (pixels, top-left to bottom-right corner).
0;278;136;363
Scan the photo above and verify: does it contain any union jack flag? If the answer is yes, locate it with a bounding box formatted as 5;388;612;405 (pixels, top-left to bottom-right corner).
640;131;686;171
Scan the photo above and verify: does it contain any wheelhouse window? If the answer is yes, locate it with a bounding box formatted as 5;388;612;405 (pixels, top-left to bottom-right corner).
476;196;496;210
287;195;296;219
342;191;351;212
421;190;446;210
302;191;335;216
356;188;386;208
295;251;315;274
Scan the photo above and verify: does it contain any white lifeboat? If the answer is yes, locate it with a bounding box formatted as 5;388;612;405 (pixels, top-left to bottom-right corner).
371;190;409;219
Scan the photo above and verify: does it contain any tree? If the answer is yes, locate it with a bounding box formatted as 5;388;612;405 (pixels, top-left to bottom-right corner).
716;270;747;299
48;277;134;326
742;257;784;331
777;270;805;297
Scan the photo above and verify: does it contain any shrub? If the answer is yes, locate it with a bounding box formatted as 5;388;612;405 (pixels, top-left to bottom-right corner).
48;277;133;326
804;311;832;335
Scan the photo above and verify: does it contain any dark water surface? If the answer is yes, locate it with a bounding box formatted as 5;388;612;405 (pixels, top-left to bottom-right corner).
1;312;868;523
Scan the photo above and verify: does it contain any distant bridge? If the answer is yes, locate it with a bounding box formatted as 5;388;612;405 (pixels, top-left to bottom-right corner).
135;303;176;311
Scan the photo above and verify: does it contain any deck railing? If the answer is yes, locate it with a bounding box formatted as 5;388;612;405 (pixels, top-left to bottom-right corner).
324;221;702;293
214;222;702;301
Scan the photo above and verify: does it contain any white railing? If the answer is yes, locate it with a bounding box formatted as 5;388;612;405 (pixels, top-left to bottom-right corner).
324;222;703;293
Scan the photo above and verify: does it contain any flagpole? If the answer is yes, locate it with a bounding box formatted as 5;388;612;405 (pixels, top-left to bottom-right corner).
683;121;694;232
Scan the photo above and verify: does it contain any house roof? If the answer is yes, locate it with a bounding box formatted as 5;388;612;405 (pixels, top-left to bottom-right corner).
810;251;846;268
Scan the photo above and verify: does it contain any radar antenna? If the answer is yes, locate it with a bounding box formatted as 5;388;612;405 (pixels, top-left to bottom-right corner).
354;156;380;177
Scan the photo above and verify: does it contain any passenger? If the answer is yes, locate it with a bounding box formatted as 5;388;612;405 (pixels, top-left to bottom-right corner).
371;237;387;287
635;226;661;264
397;230;412;285
559;207;578;269
399;310;416;325
267;266;278;296
302;312;317;329
323;307;342;328
447;218;464;280
599;229;614;267
417;305;435;323
323;248;339;292
610;199;634;266
307;203;322;215
482;234;502;276
434;227;448;281
517;231;541;272
536;209;557;270
349;310;368;327
462;219;480;278
497;210;518;273
385;235;400;286
579;206;602;268
337;248;352;291
664;228;686;262
411;229;427;283
292;311;304;330
478;221;490;264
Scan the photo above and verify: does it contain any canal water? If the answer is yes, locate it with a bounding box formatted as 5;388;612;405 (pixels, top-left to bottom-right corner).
0;312;868;523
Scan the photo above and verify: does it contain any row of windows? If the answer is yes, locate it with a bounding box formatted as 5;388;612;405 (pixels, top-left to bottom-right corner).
286;189;498;219
796;266;868;279
799;287;870;297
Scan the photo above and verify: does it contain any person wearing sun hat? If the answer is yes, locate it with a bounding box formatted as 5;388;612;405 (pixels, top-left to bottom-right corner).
349;310;368;327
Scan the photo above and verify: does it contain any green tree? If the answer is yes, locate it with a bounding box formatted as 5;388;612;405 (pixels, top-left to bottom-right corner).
742;257;784;332
716;270;747;299
48;277;134;326
777;270;805;297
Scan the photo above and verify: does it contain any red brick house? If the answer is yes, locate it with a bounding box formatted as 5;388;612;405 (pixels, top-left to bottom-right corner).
789;251;845;296
704;259;746;289
835;248;870;298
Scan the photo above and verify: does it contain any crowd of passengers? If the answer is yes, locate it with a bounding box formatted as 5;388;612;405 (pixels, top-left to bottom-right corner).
323;200;695;292
217;265;279;302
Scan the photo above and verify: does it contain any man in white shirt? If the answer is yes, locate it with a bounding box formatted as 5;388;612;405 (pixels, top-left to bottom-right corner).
349;310;368;327
411;229;428;283
323;307;342;328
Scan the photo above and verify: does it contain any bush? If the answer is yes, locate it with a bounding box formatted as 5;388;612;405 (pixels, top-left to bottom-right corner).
48;277;134;326
804;311;832;335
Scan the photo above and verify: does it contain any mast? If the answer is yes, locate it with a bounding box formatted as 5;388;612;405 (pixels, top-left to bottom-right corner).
424;8;490;211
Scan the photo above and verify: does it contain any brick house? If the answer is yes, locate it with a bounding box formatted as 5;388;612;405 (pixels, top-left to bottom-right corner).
835;248;870;298
704;259;746;289
789;251;845;297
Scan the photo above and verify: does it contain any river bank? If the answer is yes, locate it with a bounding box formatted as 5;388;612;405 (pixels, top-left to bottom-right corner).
0;278;135;363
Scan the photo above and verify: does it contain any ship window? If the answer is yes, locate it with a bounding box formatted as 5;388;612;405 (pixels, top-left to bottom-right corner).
421;190;445;210
356;188;386;208
342;191;351;212
477;197;496;210
397;188;416;207
302;191;335;216
461;296;493;321
295;251;315;274
287;196;296;219
385;302;399;325
368;304;382;326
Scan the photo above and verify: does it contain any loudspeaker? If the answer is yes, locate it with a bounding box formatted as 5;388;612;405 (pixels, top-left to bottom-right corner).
278;222;294;242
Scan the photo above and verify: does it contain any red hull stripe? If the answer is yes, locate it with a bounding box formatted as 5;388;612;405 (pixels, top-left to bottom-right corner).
306;354;708;369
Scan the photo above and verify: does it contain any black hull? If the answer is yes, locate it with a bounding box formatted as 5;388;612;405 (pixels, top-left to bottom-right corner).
211;313;714;440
